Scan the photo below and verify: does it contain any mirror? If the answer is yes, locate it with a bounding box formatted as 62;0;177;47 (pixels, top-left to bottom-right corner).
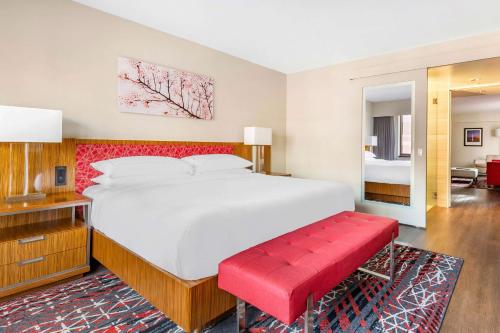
363;82;414;206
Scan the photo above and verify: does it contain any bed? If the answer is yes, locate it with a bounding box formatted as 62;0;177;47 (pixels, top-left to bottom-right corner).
85;173;353;281
77;139;355;332
365;158;411;205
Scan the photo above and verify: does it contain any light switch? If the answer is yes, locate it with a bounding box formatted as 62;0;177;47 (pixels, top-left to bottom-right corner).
417;148;423;157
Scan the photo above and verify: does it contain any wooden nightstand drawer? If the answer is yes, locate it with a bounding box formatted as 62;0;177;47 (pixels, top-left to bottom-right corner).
0;192;91;298
0;247;86;288
0;220;87;266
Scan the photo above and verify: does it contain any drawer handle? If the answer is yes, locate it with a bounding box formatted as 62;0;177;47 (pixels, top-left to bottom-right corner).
18;235;46;244
18;256;45;266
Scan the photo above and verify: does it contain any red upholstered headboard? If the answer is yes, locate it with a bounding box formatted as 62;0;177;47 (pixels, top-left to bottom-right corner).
75;143;234;193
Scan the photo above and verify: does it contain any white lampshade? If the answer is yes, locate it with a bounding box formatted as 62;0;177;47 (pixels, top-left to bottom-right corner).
495;128;500;137
0;105;62;143
244;127;272;145
365;135;378;146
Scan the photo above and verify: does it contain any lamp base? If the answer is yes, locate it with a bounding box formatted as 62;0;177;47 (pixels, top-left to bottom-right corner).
5;192;46;203
253;145;265;173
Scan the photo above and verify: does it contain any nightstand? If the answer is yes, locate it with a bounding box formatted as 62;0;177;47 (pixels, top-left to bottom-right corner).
0;192;91;298
260;171;292;177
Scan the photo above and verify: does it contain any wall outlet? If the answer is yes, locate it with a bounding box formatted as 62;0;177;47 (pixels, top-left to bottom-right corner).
55;166;67;186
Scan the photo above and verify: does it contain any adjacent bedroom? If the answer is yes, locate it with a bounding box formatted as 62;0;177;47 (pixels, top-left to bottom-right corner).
450;93;500;205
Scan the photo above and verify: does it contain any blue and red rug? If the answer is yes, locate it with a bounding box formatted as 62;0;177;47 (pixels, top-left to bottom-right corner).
0;245;462;332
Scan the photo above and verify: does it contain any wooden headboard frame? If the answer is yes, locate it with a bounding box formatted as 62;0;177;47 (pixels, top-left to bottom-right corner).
77;139;254;193
0;138;270;229
0;138;271;197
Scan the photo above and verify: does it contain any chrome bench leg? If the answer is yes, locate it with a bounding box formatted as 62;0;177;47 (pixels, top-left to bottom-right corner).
357;232;396;282
304;294;314;333
236;297;246;332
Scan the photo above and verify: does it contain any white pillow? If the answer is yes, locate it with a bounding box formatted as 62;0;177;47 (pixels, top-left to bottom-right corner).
91;174;190;186
181;154;253;174
91;156;193;178
365;151;376;159
195;168;253;176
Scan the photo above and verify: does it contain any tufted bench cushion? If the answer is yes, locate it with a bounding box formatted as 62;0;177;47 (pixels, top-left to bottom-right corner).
218;211;398;325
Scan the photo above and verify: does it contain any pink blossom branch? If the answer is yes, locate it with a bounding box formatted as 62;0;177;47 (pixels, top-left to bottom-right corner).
127;66;202;119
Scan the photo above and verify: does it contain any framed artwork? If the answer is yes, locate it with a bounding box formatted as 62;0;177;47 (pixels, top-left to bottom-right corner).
464;128;483;146
118;57;214;120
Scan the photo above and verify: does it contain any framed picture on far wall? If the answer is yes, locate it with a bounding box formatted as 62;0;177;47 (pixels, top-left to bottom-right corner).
464;128;483;146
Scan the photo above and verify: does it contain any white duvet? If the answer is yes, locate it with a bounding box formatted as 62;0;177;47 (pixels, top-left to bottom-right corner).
84;173;354;280
365;159;411;185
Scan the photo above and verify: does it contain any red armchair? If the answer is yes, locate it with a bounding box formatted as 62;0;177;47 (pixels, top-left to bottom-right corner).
487;160;500;187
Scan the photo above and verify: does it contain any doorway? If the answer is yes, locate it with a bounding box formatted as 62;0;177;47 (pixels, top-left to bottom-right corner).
427;57;500;209
450;90;500;205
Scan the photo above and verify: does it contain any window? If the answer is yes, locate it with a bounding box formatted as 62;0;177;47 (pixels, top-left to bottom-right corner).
399;114;411;157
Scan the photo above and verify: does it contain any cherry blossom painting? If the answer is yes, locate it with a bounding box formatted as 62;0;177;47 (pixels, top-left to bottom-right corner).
118;57;214;120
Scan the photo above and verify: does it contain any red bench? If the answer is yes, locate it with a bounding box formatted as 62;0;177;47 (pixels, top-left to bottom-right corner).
218;211;398;332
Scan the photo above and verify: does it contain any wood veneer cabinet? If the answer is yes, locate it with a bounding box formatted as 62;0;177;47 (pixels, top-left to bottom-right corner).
0;192;91;298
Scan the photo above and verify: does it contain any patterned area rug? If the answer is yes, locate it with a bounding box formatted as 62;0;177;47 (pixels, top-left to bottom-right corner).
0;245;462;333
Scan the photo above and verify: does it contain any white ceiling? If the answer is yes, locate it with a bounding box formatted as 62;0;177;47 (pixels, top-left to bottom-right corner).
73;0;500;73
364;84;411;103
452;94;500;114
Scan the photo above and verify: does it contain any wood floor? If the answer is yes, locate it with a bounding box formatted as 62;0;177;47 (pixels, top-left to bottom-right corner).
397;187;500;333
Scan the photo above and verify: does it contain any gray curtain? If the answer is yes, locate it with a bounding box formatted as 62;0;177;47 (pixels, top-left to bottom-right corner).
373;116;395;160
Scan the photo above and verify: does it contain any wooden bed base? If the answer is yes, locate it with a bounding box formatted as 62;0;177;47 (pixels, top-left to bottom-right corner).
92;230;235;332
365;181;410;205
75;139;271;331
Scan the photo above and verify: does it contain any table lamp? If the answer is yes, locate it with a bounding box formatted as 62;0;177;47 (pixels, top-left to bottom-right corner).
0;105;62;202
244;127;272;173
365;136;378;152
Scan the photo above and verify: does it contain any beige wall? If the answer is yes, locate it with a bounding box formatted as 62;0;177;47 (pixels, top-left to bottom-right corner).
371;99;412;117
287;30;500;227
451;111;500;167
0;0;287;171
